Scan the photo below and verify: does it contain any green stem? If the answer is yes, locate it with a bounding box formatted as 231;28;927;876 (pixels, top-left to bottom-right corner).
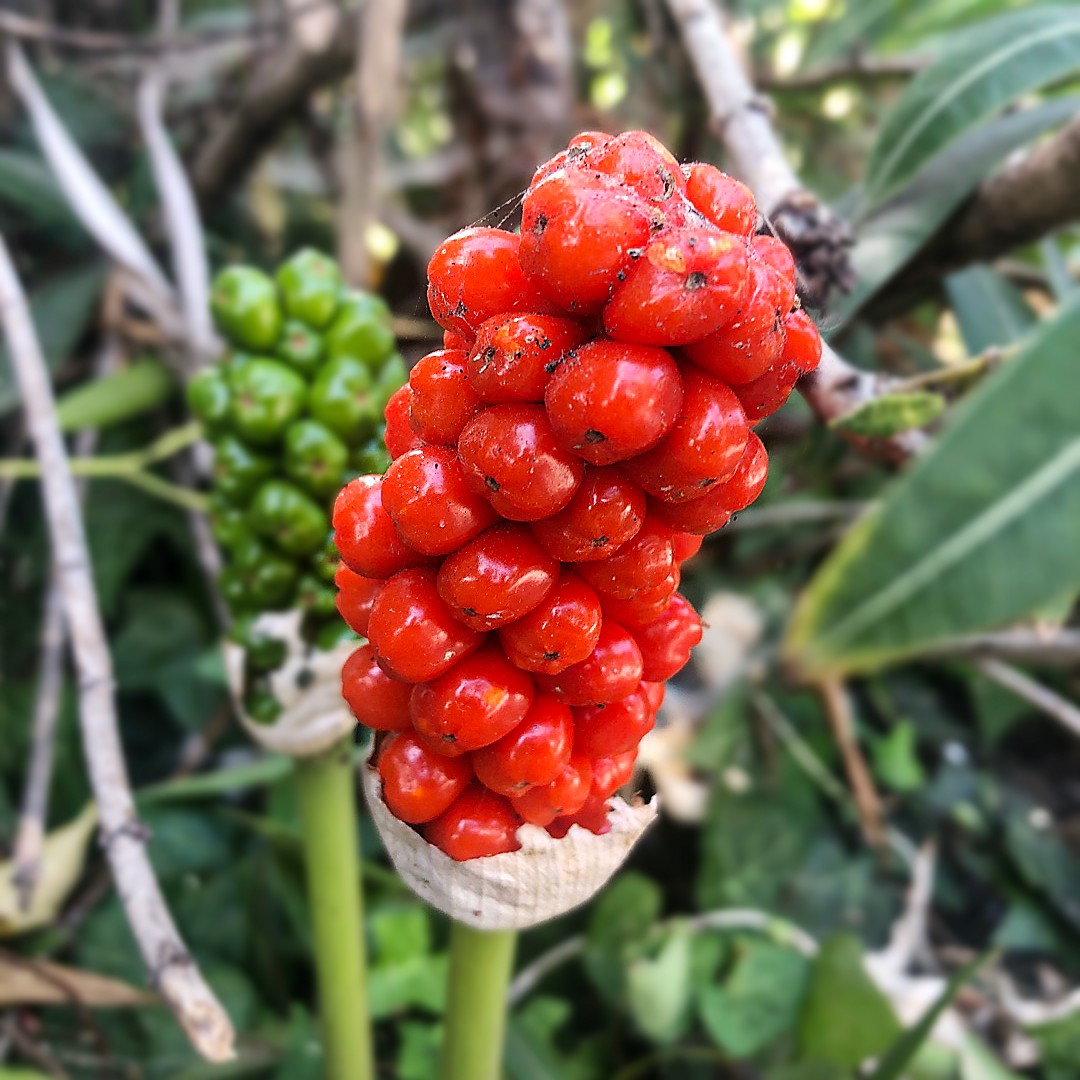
440;923;517;1080
295;741;374;1080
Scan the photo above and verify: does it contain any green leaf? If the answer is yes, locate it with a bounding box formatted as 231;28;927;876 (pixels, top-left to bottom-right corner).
368;905;447;1019
699;938;809;1058
626;922;694;1045
0;263;105;414
56;358;175;432
1028;1009;1080;1080
831;391;945;438
139;755;294;805
863;7;1080;207
869;721;926;792
945;267;1037;353
583;871;662;1002
787;299;1080;676
396;1022;442;1080
767;1066;850;1080
866;952;993;1080
830;95;1080;328
1004;800;1080;929
0;148;73;226
797;933;901;1069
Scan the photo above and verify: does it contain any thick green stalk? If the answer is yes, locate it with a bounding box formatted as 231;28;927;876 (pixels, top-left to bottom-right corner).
295;741;374;1080
440;922;517;1080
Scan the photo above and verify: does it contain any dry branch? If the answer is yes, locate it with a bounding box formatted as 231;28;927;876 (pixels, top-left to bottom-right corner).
0;234;234;1063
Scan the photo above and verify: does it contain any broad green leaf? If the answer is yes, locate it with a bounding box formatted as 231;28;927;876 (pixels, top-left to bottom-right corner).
1004;800;1080;930
139;754;294;805
830;391;945;438
0;263;104;414
863;7;1080;207
1039;237;1079;301
866;952;993;1080
797;933;901;1069
626;922;694;1045
803;0;914;66
699;938;809;1058
0;148;73;226
958;1032;1027;1080
56;357;175;432
829;95;1080;329
869;721;926;792
583;871;662;1002
787;299;1080;676
945;267;1037;353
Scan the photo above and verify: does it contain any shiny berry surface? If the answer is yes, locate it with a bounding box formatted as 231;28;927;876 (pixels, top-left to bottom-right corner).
425;785;522;860
408;349;484;445
473;696;574;796
573;689;655;758
332;475;431;579
333;564;382;637
536;620;644;705
341;644;412;730
378;731;472;824
631;593;703;682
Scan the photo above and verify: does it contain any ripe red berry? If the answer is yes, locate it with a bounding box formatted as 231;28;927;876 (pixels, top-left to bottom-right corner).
544;340;683;465
781;308;823;374
425;785;522;861
377;731;472;824
334;563;382;636
442;327;474;352
341;644;412;730
631;593;703;682
683;163;757;237
731;362;800;423
603;228;748;346
531;466;645;563
590;130;686;204
640;680;666;712
333;475;432;578
381;446;498;556
591;750;637;798
437;523;559;631
458;404;584;520
536;620;644;706
601;566;680;626
576;517;675;599
671;531;704;562
651;432;768;533
752;234;797;293
511;754;593;826
574;688;654;758
410;646;535;756
498;570;603;674
547;793;613;838
384;386;425;459
520;170;654;314
467;313;589;404
408;349;484;445
427;227;553;335
473;695;574;796
366;567;484;682
623;366;749;502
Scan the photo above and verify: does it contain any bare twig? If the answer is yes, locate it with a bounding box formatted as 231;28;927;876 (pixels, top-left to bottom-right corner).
922;628;1080;667
974;658;1080;739
0;233;234;1062
818;677;886;849
757;53;923;93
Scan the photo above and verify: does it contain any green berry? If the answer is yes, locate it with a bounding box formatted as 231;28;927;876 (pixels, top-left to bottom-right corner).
211;266;283;351
186;367;231;431
297;574;338;618
212;434;277;505
231;537;301;609
227;358;307;446
350;437;391;475
209;502;252;551
276;248;342;329
249;479;330;557
312;536;340;584
277;319;324;379
308;355;380;445
324;292;395;365
244;681;283;725
283;419;350;499
373;352;408;410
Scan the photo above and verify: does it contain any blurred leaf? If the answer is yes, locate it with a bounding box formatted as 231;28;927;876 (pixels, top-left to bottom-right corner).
0;954;151;1006
803;0;908;66
141;807;234;880
0;148;73;225
507;996;604;1080
140;754;293;805
1028;1009;1080;1080
368;906;447;1019
768;1066;849;1080
797;933;901;1069
958;1031;1028;1080
866;952;992;1080
831;95;1080;327
272;1006;322;1080
0;263;104;414
1039;236;1079;301
870;721;926;792
397;1021;441;1080
1004;801;1080;929
583;871;662;1002
945;267;1037;353
56;358;175;432
699;938;809;1058
626;921;694;1045
788;300;1080;675
831;391;945;438
0;803;97;937
864;7;1080;207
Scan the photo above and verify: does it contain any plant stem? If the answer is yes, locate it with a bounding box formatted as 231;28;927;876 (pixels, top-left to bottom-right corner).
295;740;374;1080
440;923;517;1080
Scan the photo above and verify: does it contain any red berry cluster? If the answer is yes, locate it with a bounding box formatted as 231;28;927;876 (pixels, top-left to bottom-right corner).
334;130;822;861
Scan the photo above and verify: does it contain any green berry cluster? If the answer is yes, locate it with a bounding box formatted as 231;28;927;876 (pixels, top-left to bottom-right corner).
187;249;406;720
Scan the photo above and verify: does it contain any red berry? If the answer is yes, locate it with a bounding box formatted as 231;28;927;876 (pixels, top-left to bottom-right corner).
437;523;558;631
574;688;654;757
333;475;432;578
591;750;637;798
623;367;748;502
366;567;484;682
631;593;702;682
544;340;683;465
458;404;584;520
408;349;484;445
672;531;704;562
683;163;757;237
341;644;412;730
511;754;593;826
732;363;800;423
377;730;472;824
603;228;748;346
590;130;686;204
442;327;474;352
547;793;612;838
498;570;603;674
467;313;590;404
473;695;574;796
427;227;553;335
781;308;822;374
520;170;654;314
531;466;645;563
576;517;675;599
334;563;382;637
536;620;644;705
752;234;797;291
651;432;768;533
384;386;425;459
381;446;498;556
601;566;680;626
410;646;535;756
425;785;522;861
640;680;666;713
